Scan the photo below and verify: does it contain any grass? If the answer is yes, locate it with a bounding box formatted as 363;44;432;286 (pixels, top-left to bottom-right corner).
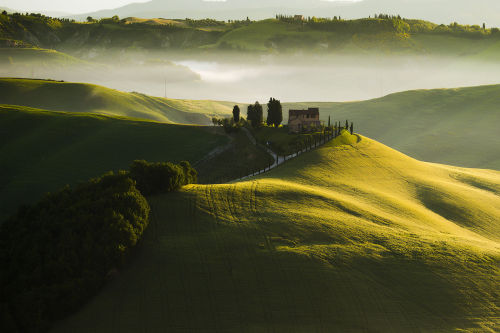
0;78;236;124
251;125;339;155
53;134;500;332
0;105;228;222
3;78;500;170
197;128;275;184
284;84;500;170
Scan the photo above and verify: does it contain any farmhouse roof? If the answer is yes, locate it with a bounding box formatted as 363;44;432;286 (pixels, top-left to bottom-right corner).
289;108;319;116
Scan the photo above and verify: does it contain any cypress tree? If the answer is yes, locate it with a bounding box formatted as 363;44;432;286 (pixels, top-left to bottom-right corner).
350;122;354;135
254;101;263;127
267;97;283;127
233;105;240;123
247;104;254;124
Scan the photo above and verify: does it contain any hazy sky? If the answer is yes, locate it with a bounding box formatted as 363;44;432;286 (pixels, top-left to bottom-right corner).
1;0;359;14
0;0;150;14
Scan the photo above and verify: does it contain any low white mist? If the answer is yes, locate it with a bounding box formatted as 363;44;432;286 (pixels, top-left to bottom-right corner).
2;52;500;103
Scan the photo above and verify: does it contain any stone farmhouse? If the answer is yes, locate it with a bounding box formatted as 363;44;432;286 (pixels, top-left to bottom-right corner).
288;108;321;133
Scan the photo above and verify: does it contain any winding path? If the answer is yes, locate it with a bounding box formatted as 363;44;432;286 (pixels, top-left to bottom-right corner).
237;127;337;181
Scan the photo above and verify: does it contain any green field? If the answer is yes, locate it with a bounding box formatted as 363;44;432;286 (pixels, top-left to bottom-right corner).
0;105;228;221
197;129;275;184
0;78;236;124
251;125;337;155
53;133;500;332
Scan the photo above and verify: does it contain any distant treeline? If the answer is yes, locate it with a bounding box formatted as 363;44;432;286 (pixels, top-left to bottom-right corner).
0;160;197;333
277;13;499;39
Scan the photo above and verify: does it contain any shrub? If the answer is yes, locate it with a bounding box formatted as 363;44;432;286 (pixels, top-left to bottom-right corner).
0;171;150;332
130;160;197;195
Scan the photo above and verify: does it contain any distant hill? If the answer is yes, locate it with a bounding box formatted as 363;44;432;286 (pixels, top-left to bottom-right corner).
53;134;500;332
3;12;500;57
0;48;85;66
75;0;500;26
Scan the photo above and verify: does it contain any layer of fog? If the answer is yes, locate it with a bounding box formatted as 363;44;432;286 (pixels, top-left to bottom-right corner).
2;53;500;103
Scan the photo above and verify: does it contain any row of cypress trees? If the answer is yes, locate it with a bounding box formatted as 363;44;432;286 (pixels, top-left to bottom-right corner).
236;98;283;128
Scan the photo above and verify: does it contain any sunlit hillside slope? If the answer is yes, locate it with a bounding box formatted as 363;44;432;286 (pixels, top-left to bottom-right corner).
286;84;500;170
54;133;500;332
0;78;234;124
0;105;227;221
0;47;84;66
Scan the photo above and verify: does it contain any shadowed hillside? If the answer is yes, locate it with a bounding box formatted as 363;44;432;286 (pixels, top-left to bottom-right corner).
53;133;500;332
0;105;228;221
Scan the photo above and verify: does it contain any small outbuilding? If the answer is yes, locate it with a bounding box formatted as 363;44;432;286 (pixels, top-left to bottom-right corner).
288;108;321;133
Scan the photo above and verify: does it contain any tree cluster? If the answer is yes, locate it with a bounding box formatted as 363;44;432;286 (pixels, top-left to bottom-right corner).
0;159;198;332
185;18;226;27
247;102;263;128
130;160;197;195
0;172;150;333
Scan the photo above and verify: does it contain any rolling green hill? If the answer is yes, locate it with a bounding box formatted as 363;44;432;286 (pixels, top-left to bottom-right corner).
285;84;500;170
0;47;84;66
53;133;500;332
0;105;228;221
0;78;235;123
4;78;500;170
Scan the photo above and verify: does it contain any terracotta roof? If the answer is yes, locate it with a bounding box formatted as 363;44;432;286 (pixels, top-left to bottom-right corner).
289;108;319;116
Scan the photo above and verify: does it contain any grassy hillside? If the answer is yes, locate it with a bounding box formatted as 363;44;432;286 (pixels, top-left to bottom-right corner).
0;105;228;221
4;79;500;170
0;78;235;124
54;133;500;332
0;47;85;66
285;84;500;170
